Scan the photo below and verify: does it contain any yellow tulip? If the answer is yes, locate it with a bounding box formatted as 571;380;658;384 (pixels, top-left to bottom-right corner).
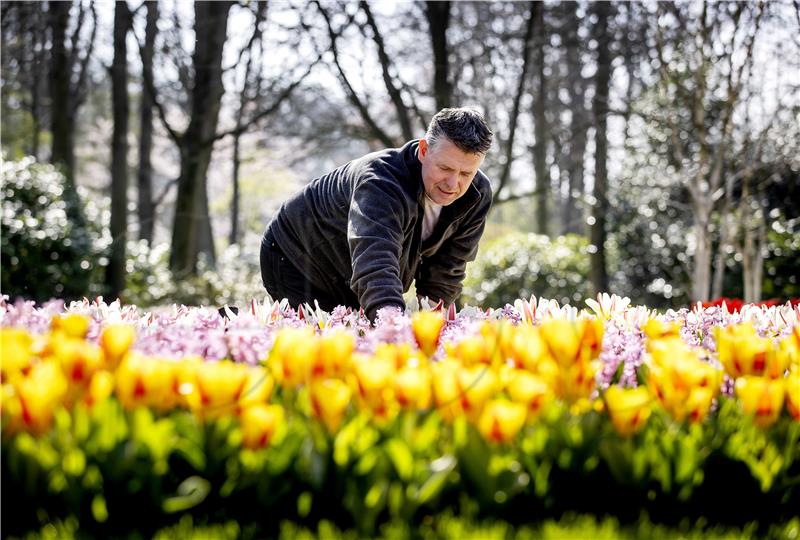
647;338;722;423
195;361;249;418
100;324;136;367
431;359;465;422
641;319;681;342
309;377;351;432
604;386;652;437
506;370;552;418
558;359;599;403
374;342;413;370
412;311;445;357
350;355;395;410
736;376;785;428
539;318;604;367
313;330;354;379
240;403;285;450
53;337;103;386
270;327;318;387
507;326;550;371
171;357;203;409
715;324;782;379
84;370;115;408
1;329;34;383
786;367;800;421
18;361;68;434
1;384;24;436
449;335;490;366
51;314;90;339
238;366;274;409
115;353;176;411
477;399;527;444
685;386;715;424
457;364;499;419
394;364;432;410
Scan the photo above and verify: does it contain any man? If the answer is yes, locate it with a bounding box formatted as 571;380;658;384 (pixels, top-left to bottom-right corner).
260;107;493;322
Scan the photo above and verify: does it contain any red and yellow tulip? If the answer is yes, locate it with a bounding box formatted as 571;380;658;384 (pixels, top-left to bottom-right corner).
604;386;652;437
477;399;527;444
735;376;785;428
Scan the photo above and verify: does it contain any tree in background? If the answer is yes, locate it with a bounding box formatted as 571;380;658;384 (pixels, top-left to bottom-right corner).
646;2;763;302
137;0;158;245
590;1;612;295
107;1;131;298
0;2;48;160
47;0;97;225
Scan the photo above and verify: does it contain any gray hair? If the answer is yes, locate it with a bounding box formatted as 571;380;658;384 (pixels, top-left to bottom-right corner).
425;108;493;155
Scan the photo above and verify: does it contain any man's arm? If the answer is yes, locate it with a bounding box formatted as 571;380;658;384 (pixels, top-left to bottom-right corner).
416;194;491;306
348;176;410;321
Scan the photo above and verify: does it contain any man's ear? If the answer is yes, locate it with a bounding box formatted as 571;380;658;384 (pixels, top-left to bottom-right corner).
419;138;428;160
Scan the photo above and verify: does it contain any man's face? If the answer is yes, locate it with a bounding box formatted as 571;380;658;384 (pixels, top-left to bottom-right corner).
418;137;485;206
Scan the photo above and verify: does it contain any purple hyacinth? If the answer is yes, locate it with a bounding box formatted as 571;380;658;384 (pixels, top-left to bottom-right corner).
597;320;645;390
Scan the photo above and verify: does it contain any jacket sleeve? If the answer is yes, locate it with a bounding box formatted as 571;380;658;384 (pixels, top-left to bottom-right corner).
348;175;409;321
416;191;491;306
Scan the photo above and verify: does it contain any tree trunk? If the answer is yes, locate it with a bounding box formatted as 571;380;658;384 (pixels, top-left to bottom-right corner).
169;1;232;276
137;0;158;244
425;1;451;111
107;1;130;299
563;4;586;235
692;206;712;302
30;2;45;161
48;1;77;195
590;1;610;295
532;2;549;237
712;166;737;299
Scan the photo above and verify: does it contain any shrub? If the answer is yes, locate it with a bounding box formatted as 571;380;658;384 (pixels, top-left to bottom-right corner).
1;156;108;302
462;232;592;307
123;231;266;307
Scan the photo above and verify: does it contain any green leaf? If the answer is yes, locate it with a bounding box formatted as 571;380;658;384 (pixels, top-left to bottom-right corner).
91;494;108;523
162;476;211;514
415;455;456;505
297;491;313;518
384;439;414;482
364;479;388;510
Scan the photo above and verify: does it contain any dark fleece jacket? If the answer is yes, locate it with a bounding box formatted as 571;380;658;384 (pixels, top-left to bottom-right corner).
267;139;492;321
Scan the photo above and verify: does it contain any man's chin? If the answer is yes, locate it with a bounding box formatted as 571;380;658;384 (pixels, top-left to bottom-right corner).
433;192;457;205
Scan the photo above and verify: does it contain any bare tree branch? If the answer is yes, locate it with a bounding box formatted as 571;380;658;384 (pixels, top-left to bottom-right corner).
207;53;323;144
495;2;535;200
154;177;180;209
72;1;98;111
67;0;86;76
314;1;396;148
131;18;183;144
360;0;414;140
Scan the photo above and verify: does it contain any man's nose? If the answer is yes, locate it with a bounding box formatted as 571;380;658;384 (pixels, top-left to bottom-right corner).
444;174;458;189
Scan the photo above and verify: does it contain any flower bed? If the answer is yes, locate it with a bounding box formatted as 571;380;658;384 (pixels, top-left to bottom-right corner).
1;295;799;537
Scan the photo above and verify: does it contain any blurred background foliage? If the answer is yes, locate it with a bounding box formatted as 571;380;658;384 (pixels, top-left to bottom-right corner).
1;1;798;309
462;231;593;308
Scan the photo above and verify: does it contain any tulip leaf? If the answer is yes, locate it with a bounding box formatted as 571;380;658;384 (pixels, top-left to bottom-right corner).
297;491;313;518
415;455;456;505
355;448;379;475
91;494;108;523
365;479;388;509
384;439;414;482
162;476;211;514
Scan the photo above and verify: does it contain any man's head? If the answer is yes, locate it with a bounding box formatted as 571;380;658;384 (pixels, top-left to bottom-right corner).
418;108;493;206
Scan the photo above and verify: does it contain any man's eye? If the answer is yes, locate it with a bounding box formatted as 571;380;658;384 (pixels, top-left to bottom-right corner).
439;165;451;172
